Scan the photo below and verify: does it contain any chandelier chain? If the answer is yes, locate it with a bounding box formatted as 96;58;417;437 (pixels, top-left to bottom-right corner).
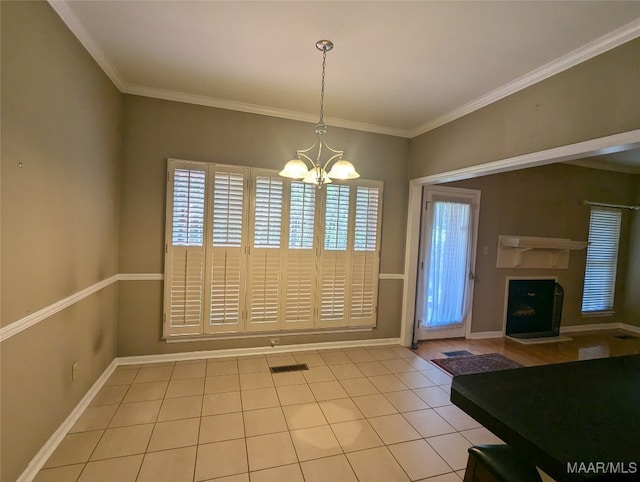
319;48;327;126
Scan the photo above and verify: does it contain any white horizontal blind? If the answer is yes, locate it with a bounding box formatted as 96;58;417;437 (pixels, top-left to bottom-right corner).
582;207;621;313
165;165;207;335
206;167;248;333
248;175;283;330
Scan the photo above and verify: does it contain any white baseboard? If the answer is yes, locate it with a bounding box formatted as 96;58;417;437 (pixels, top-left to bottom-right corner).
467;331;503;340
19;337;404;480
507;335;573;345
18;359;118;482
119;337;403;365
620;323;640;334
560;322;640;334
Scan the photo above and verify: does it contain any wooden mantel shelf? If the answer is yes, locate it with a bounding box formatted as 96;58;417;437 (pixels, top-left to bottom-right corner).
497;235;588;269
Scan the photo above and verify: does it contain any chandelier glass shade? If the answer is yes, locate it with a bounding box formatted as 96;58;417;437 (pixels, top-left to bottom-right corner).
279;40;359;187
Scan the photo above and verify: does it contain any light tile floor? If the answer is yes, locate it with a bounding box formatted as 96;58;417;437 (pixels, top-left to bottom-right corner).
35;346;504;482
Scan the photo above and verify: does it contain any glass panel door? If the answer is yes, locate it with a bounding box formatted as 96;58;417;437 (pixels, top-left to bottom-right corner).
415;186;480;340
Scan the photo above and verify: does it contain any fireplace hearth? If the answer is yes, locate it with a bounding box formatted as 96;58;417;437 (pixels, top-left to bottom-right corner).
505;279;563;339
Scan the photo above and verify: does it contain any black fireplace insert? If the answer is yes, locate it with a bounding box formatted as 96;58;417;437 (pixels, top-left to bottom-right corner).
505;279;564;339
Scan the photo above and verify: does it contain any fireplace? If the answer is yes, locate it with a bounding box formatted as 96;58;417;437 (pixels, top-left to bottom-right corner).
505;278;564;339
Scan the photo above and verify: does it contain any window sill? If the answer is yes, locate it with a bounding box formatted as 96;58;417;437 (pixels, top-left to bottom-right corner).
581;310;616;318
164;326;375;343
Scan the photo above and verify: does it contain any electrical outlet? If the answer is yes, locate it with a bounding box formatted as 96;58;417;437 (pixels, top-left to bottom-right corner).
269;338;279;347
72;362;79;380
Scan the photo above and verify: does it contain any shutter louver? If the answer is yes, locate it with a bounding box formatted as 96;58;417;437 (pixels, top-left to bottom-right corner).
320;184;351;326
165;166;207;335
320;252;347;322
254;177;283;248
324;185;350;250
289;182;315;249
213;172;244;247
207;168;247;333
248;174;283;330
172;169;206;246
350;185;381;325
350;252;376;321
248;251;281;329
281;181;316;329
582;207;621;313
169;249;204;328
283;250;315;327
209;250;242;327
354;186;379;252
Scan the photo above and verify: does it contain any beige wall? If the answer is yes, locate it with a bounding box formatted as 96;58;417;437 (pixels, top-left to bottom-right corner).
0;2;122;480
409;38;640;179
117;95;409;356
445;163;637;334
623;175;640;327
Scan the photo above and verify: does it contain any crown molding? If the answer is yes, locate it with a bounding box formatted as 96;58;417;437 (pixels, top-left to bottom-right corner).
409;17;640;138
123;84;411;138
47;0;125;90
49;0;639;139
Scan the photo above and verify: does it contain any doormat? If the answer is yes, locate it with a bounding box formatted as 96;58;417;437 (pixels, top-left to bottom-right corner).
442;350;473;357
431;353;523;376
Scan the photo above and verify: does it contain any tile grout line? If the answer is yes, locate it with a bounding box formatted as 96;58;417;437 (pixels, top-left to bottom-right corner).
35;347;470;482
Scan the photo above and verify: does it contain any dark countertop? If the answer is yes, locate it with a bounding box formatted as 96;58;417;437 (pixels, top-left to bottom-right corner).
450;354;640;481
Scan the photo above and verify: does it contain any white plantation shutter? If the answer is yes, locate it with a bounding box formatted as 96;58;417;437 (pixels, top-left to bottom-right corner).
354;186;380;251
289;182;316;249
247;174;283;331
164;164;207;335
253;176;283;248
208;250;243;329
319;185;351;327
349;184;382;325
582;207;621;313
320;252;348;324
167;250;204;332
172;169;206;246
206;167;248;333
281;182;317;330
164;159;383;337
324;184;350;251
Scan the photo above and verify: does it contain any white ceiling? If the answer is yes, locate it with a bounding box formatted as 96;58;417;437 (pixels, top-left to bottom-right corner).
51;1;640;138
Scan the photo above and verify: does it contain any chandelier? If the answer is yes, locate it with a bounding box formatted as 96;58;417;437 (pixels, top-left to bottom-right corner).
279;40;359;187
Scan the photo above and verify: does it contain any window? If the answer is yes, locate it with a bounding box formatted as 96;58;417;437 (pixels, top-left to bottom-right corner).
581;207;622;313
163;159;383;338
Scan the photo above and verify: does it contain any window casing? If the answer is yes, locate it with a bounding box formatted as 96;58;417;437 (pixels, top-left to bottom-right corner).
163;159;383;338
581;206;622;314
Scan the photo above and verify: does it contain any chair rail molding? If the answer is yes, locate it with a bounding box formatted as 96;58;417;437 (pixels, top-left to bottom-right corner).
0;274;164;343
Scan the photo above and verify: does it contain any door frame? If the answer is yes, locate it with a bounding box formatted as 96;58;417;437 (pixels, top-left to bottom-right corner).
399;129;640;347
414;186;480;340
